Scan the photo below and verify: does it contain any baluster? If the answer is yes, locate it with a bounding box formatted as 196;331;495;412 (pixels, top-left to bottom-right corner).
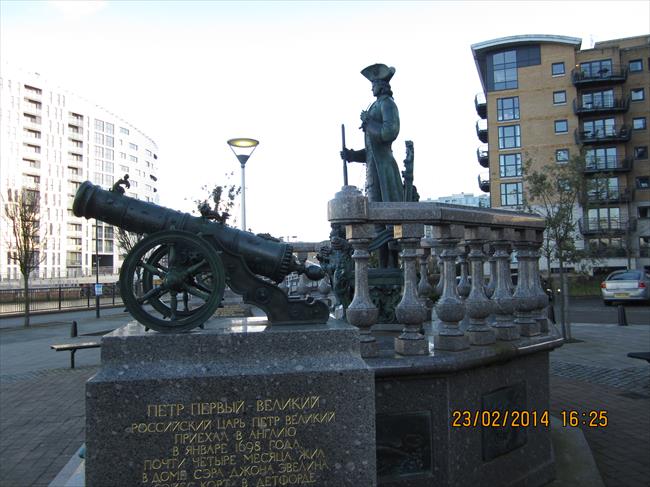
529;230;550;333
418;238;434;321
433;225;469;351
512;230;541;337
394;224;429;356
464;227;496;345
456;246;471;299
490;228;520;341
432;243;444;299
345;224;379;358
485;246;497;299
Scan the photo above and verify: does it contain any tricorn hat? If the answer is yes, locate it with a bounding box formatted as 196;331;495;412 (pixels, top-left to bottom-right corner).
361;63;395;82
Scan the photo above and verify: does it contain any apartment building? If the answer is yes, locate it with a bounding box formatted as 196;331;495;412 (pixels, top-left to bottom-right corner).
471;34;650;271
0;67;160;283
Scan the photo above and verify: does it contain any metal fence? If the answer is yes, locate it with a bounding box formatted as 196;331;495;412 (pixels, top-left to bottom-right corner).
0;284;122;315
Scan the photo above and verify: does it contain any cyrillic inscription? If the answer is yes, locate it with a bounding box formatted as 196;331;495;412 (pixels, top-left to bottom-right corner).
133;396;334;486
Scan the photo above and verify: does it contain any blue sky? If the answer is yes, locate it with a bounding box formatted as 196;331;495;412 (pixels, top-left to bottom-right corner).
2;1;649;240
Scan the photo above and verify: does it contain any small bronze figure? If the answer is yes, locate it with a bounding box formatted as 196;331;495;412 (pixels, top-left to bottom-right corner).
111;174;130;194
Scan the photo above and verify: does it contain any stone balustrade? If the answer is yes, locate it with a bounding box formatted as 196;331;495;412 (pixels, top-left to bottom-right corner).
328;185;550;358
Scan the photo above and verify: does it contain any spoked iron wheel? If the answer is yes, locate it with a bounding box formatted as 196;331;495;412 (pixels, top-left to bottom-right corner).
120;230;225;332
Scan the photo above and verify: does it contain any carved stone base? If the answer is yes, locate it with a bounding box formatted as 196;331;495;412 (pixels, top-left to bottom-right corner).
493;324;520;341
360;338;380;358
537;317;549;333
518;320;541;337
394;336;429;356
434;333;470;351
468;327;497;345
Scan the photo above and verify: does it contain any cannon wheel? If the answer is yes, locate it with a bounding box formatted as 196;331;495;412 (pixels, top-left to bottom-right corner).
120;230;225;332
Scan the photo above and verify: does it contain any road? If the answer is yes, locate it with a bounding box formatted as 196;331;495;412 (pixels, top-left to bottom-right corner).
555;296;649;326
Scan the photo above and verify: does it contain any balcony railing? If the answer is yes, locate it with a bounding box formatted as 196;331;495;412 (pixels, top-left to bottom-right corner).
574;125;631;145
573;96;629;116
474;93;487;119
586;188;634;204
478;174;490;193
69;115;84;125
583;157;633;174
579;217;636;236
571;66;628;87
476;120;488;143
476;146;489;168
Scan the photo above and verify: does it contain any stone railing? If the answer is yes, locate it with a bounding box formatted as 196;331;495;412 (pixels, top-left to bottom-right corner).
328;185;551;358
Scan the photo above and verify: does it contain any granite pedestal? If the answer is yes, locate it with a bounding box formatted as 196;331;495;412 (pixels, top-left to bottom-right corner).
85;318;376;487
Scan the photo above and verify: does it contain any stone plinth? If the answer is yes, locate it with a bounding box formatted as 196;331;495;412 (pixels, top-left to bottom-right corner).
86;318;376;487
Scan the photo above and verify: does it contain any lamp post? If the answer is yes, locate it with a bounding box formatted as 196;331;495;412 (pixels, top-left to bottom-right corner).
227;138;259;231
95;220;100;318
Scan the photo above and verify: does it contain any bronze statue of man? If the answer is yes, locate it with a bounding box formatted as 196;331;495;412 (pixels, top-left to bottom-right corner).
341;63;404;203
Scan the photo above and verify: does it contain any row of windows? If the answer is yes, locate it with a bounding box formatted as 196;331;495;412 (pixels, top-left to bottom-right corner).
552;58;647;77
496;88;645;121
498;145;649;179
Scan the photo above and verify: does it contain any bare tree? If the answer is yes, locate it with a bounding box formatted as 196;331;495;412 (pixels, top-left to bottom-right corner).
116;228;144;258
3;188;46;327
193;172;241;227
524;155;588;340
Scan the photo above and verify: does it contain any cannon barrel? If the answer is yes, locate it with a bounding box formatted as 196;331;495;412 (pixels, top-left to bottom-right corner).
73;181;296;282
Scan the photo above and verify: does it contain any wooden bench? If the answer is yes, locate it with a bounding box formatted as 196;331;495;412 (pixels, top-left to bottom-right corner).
51;341;101;369
627;352;650;364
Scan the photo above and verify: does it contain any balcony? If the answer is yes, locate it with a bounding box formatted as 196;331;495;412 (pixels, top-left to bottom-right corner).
586;188;634;204
579;217;636;236
478;174;490;193
23;115;41;128
573;96;629;116
69;128;84;140
23;101;42;115
69;115;84;126
477;146;489;168
474;93;487;119
584;157;633;174
476;120;488;143
571;66;628;87
574;125;631;145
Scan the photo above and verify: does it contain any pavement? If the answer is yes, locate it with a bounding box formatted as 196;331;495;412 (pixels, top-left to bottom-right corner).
0;307;649;487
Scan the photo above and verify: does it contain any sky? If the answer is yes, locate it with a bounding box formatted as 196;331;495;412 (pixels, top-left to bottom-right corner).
1;0;649;241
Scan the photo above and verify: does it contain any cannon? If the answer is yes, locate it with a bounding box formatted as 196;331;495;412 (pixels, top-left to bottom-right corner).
73;181;329;332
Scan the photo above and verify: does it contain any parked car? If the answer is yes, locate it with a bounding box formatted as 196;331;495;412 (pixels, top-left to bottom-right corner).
600;270;650;305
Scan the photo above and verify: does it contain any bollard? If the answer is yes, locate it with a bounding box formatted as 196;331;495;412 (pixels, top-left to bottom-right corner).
617;305;628;326
71;320;78;337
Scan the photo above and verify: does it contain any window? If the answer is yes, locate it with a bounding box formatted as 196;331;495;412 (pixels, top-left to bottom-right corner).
551;62;565;76
637;177;650;189
119;165;129;173
553;91;566;105
579;59;612;78
588;177;619;200
633;117;647;130
581;89;614;109
94;119;104;131
129;155;138;162
120;127;129;135
629;59;643;72
492;50;518;91
498;125;520;149
585;147;617;170
583;118;615;138
554;120;568;134
500;182;523;206
631;88;645;101
635;146;648;159
497;97;519;121
499;153;522;177
639;207;650;219
105;123;114;135
587;207;620;229
555;149;569;162
120;152;126;159
129;142;138;151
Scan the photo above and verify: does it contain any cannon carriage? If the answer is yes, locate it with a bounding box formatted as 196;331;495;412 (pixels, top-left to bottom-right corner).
73;181;329;332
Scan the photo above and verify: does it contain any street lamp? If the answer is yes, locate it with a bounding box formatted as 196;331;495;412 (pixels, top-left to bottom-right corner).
227;138;259;231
